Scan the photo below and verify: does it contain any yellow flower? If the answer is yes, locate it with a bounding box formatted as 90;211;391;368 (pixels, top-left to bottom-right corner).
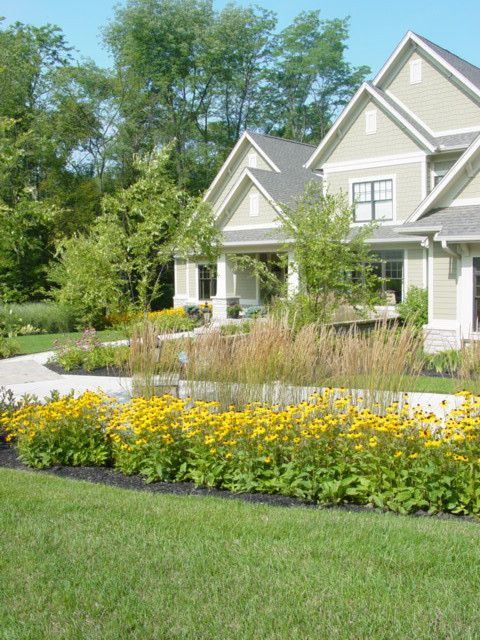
264;456;271;464
409;453;418;460
393;451;403;458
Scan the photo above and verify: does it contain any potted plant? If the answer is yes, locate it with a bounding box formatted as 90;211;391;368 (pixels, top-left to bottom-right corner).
227;303;242;319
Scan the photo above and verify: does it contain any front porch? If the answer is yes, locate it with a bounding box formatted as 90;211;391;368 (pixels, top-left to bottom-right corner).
174;248;298;319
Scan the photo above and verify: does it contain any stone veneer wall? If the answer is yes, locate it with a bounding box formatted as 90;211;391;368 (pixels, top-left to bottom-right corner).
423;327;461;354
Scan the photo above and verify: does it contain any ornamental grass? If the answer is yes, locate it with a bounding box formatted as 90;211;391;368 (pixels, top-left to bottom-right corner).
4;389;480;515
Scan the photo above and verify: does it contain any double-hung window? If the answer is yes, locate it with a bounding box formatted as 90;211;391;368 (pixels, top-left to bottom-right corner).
352;179;393;222
372;250;404;304
198;264;217;300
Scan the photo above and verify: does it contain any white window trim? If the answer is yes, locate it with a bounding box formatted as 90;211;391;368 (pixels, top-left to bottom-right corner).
249;191;259;217
409;58;422;84
365;109;377;135
196;261;217;302
348;174;397;225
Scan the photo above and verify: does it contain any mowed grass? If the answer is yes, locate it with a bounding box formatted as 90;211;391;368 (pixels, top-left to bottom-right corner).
1;469;480;640
15;329;125;355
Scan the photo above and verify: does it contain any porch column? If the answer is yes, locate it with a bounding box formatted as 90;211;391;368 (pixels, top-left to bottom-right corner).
287;250;299;297
212;253;239;319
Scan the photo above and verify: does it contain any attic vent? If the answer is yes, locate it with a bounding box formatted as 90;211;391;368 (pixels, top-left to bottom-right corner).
410;58;422;84
248;153;257;168
365;109;377;135
249;191;259;217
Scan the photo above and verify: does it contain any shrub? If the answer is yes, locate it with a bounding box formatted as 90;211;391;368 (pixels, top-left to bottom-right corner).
50;328;128;372
398;287;428;329
244;305;266;319
0;336;20;359
219;321;252;336
0;302;76;336
7;389;480;515
149;313;198;333
424;349;462;375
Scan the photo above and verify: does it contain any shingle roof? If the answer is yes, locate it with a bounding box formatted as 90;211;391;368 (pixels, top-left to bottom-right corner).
435;131;480;150
222;227;289;245
348;225;425;244
245;132;322;206
414;34;480;92
247;131;316;171
398;205;480;239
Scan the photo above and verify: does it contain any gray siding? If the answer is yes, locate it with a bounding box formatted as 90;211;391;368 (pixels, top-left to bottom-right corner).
222;183;278;229
211;143;271;214
175;258;187;295
437;162;480;206
235;266;257;300
406;247;425;289
322;99;421;166
325;161;424;222
386;51;480;132
432;244;457;320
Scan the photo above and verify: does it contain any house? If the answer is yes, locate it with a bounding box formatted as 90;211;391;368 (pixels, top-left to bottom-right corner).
173;31;480;353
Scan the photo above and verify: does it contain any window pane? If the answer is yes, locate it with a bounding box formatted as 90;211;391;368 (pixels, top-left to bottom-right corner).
353;182;372;203
355;202;372;221
374;180;392;201
198;265;217;300
374;200;393;220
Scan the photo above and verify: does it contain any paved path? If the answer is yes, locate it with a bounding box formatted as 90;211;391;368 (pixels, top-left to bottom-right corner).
0;348;466;415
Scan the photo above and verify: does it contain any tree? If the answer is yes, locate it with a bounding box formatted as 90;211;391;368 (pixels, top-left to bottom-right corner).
0;198;63;302
263;12;369;142
278;183;380;322
51;147;220;325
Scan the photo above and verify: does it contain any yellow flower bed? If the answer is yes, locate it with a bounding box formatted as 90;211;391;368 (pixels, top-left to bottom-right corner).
147;307;186;320
4;389;480;515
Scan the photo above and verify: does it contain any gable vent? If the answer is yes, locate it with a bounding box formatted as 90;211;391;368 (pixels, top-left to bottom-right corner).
410;58;422;84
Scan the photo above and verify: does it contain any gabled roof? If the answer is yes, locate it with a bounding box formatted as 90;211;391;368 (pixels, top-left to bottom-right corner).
374;31;480;100
414;34;480;93
247;131;316;172
304;82;436;169
210;132;320;226
405;133;480;223
203;131;281;203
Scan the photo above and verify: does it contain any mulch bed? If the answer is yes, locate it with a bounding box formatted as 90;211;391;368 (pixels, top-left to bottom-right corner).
45;362;126;377
0;444;477;523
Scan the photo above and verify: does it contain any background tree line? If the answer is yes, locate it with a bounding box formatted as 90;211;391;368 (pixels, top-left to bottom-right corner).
0;0;370;306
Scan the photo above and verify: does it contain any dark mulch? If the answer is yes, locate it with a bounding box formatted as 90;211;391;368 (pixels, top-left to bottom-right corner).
46;362;126;377
1;445;478;523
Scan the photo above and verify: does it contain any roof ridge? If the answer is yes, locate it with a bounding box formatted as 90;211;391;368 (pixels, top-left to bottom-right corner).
247;130;317;148
413;32;480;76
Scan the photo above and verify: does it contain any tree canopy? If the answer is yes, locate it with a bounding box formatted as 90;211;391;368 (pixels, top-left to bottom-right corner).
0;4;370;304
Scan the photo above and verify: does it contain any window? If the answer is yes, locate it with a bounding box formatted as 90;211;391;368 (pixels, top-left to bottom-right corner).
352;179;393;221
248;153;257;168
249;191;259;217
198;264;217;300
365;109;377;134
410;58;422;84
372;250;404;303
433;170;447;187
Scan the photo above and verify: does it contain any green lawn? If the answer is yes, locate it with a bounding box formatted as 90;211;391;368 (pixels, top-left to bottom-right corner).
1;469;480;639
16;329;125;355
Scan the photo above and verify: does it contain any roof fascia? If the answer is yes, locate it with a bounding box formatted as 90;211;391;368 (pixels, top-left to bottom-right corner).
204;132;280;203
305;82;435;169
406;135;480;222
374;31;480;100
214;168;281;225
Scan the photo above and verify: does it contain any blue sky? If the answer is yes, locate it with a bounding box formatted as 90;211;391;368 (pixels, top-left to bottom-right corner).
2;0;480;77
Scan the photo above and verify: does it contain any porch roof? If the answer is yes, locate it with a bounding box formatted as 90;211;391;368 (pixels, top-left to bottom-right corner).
222;227;289;246
397;205;480;240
